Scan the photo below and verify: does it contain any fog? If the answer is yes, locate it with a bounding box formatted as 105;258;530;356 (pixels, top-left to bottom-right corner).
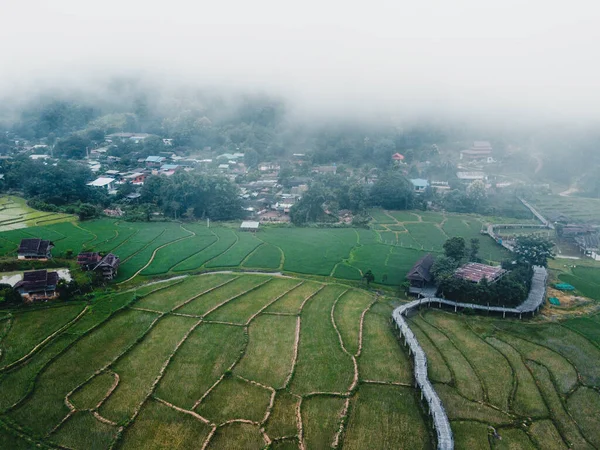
2;0;600;123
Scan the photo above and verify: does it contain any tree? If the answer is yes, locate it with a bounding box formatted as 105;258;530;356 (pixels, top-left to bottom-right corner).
78;203;99;221
469;238;480;262
369;171;414;210
244;149;260;168
363;270;375;286
431;256;459;281
513;235;555;267
289;183;330;225
467;180;487;205
372;138;396;168
55;134;91;159
0;284;21;305
443;237;466;261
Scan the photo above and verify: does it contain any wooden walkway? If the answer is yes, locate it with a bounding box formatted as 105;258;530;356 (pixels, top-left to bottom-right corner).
392;266;548;450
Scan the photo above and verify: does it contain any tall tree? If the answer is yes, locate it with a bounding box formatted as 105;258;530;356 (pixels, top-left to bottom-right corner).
513;235;555;267
469;238;480;262
443;237;466;261
369;171;414;210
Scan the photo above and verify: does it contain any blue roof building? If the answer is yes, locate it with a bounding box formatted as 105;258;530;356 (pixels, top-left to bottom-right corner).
410;178;429;192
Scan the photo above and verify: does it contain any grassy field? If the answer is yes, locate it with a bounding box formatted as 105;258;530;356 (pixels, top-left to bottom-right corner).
0;196;73;233
408;309;600;450
0;206;512;286
530;194;600;224
0;273;434;449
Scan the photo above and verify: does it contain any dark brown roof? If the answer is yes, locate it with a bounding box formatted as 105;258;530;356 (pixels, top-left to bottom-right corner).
406;254;435;283
14;270;59;291
77;252;102;265
94;253;120;270
18;239;54;255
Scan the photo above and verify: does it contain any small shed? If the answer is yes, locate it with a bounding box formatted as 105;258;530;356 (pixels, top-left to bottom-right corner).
240;221;260;232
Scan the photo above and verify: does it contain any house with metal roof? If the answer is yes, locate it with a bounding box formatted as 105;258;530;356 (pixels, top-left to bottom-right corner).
240;221;260;232
454;262;506;283
410;178;429;193
87;177;116;190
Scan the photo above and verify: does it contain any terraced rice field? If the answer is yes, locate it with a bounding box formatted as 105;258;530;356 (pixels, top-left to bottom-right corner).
0;273;430;449
0;207;511;287
408;309;600;449
0;197;73;232
531;194;600;224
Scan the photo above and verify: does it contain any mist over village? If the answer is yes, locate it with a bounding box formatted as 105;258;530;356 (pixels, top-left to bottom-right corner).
0;1;598;449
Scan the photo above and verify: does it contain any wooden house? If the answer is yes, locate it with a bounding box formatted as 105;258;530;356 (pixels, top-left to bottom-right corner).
17;239;54;260
406;254;435;295
14;270;60;301
92;253;120;280
77;252;103;270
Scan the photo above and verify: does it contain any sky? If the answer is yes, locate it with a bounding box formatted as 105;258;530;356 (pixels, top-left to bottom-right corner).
2;0;600;122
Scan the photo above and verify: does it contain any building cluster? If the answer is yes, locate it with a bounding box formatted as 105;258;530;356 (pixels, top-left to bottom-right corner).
11;238;120;302
405;253;507;297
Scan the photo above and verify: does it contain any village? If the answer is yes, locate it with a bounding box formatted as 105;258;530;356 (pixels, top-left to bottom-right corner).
3;131;598;261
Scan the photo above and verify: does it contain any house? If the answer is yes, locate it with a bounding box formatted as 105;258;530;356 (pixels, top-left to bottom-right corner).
240;221;260;232
123;172;146;185
92;253;121;280
160;164;180;172
77;252;103;270
410;178;429;193
17;239;54;260
145;156;166;167
454;263;506;283
259;163;281;173
392;153;405;162
163;139;174;146
460;141;494;162
29;154;51;160
406;254;435;294
14;270;60;301
574;234;599;256
106;132;151;143
312;165;337;175
456;171;486;182
87;177;116;191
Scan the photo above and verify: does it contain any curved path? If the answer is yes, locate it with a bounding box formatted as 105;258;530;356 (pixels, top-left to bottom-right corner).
392;266;548;450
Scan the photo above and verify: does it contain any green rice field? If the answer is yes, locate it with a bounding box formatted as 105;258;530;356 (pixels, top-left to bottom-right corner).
531;194;600;224
0;273;431;449
0;197;74;232
0;204;510;286
408;309;600;450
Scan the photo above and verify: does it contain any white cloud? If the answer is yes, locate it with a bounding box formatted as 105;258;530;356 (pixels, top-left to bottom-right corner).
2;0;600;122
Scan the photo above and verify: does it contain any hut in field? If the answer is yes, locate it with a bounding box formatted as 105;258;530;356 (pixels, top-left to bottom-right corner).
240;221;260;232
406;253;435;295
